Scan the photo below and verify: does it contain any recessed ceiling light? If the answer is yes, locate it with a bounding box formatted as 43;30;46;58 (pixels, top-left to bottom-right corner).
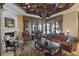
59;5;63;8
31;9;34;11
33;5;37;8
44;5;46;9
23;6;27;9
28;5;31;8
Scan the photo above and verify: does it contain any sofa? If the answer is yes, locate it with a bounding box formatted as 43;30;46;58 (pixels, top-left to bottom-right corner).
50;34;78;52
60;36;78;52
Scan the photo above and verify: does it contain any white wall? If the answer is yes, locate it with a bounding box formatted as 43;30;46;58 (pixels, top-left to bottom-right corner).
1;9;19;52
1;10;19;34
1;9;20;42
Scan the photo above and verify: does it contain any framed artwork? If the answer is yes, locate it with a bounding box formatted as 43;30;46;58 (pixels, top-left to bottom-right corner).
5;17;15;28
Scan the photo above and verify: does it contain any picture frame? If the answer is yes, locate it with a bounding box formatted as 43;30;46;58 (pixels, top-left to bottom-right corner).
5;17;15;28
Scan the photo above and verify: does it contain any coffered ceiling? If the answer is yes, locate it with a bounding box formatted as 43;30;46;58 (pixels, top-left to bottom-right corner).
16;3;74;17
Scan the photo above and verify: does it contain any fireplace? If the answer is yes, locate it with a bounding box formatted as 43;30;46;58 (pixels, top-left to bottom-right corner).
5;32;14;37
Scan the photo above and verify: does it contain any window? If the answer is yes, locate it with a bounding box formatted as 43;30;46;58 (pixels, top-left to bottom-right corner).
43;24;46;34
51;16;62;34
38;23;42;31
32;22;38;31
47;23;51;34
24;16;62;35
55;21;61;34
52;22;55;33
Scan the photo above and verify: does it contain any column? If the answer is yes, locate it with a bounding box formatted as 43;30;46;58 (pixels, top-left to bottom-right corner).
0;7;1;56
0;3;4;56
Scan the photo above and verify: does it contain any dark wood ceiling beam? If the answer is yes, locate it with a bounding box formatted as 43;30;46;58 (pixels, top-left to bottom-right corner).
16;3;75;17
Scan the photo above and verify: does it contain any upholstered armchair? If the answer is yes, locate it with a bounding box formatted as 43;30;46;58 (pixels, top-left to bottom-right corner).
22;31;31;44
61;37;78;52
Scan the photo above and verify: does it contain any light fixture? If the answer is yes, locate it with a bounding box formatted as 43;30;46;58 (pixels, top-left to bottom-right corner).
59;5;63;8
23;6;27;9
67;30;70;33
31;9;34;11
28;5;31;8
33;5;37;8
59;4;66;8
